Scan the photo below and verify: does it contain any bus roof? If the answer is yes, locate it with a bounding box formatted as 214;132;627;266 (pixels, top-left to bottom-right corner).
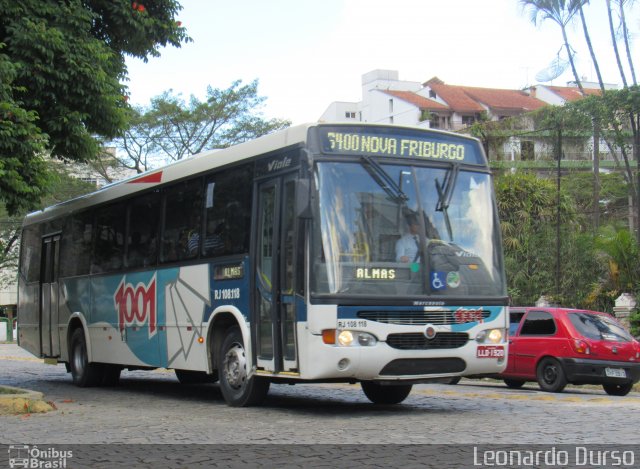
23;123;316;226
23;122;482;227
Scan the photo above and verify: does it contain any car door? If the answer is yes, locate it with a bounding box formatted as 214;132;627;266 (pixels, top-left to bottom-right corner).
504;309;526;374
511;310;558;378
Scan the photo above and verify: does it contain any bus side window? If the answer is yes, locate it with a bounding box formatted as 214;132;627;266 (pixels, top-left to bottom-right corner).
60;212;93;277
20;224;43;282
126;192;160;269
202;165;253;258
92;203;125;274
161;178;203;263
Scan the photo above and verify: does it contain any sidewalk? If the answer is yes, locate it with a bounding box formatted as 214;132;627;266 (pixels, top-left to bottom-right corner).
0;344;56;415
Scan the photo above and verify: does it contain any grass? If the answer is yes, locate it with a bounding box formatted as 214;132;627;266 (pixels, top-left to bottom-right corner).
0;386;26;395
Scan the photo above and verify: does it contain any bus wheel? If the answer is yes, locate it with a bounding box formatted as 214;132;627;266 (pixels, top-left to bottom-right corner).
101;365;122;386
218;326;269;406
70;328;103;387
361;381;412;404
175;369;218;384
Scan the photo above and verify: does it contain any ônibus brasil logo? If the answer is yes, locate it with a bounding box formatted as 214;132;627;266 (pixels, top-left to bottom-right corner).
114;275;157;338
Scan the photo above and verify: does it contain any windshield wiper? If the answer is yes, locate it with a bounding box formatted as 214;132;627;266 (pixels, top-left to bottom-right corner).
360;156;409;204
435;164;460;241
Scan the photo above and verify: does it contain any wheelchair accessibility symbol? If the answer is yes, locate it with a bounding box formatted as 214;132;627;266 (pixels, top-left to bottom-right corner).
430;271;447;291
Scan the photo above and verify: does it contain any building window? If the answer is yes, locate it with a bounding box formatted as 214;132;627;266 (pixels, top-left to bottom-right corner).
521;141;534;161
429;90;436;99
344;112;356;119
461;115;475;127
388;99;394;114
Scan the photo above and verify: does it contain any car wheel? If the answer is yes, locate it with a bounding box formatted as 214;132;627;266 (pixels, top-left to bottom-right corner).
503;379;525;389
69;328;103;387
536;357;567;393
447;377;461;385
361;381;412;404
218;326;269;406
602;382;633;396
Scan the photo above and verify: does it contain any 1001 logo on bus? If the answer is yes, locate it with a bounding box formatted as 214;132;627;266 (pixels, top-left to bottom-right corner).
114;275;157;338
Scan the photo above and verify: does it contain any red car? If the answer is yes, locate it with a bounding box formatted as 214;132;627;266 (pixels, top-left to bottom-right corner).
502;307;640;396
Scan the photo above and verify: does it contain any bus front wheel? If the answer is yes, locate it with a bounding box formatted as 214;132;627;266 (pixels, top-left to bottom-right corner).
218;326;270;406
69;328;103;387
361;381;412;404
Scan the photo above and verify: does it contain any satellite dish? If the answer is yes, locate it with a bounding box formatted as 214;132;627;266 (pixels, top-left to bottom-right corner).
535;50;570;83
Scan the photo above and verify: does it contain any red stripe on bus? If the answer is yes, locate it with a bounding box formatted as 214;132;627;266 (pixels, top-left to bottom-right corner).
128;171;163;183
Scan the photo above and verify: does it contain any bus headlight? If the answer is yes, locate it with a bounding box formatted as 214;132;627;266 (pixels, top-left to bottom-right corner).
328;330;377;347
476;328;505;344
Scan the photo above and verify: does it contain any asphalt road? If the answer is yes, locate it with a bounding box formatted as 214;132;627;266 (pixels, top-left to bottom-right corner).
1;343;639;468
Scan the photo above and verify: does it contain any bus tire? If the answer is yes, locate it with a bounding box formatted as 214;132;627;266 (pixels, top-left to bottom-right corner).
70;328;103;387
361;381;412;404
218;326;269;406
101;365;122;386
175;369;218;384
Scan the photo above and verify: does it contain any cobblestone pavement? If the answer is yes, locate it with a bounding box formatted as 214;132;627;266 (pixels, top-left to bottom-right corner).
1;343;639;467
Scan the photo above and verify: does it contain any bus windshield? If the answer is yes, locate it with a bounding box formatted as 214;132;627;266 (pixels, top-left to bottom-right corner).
312;161;506;299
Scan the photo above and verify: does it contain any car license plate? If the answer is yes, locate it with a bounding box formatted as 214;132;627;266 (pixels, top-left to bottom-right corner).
477;345;505;358
605;367;626;378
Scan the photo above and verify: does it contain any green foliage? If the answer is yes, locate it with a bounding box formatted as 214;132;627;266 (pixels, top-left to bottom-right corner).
594;226;640;292
0;47;51;214
495;171;581;306
0;164;95;288
629;309;640;337
561;171;628;226
116;81;291;171
0;0;190;214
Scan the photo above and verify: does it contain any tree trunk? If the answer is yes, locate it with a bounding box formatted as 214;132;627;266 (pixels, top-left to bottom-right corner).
618;0;637;86
579;6;605;91
593;121;600;231
607;0;628;87
561;26;584;94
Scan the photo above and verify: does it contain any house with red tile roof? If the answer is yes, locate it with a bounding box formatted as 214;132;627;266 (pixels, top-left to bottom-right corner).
529;84;603;105
319;70;618;162
420;77;547;130
320;70;604;132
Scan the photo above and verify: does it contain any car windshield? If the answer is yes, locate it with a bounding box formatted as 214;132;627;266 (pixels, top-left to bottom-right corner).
568;312;633;342
311;161;506;298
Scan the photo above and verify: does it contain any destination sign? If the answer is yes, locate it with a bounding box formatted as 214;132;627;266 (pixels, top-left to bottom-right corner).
317;127;484;165
214;263;244;281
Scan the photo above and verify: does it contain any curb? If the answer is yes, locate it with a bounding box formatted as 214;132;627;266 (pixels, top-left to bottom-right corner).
0;385;55;415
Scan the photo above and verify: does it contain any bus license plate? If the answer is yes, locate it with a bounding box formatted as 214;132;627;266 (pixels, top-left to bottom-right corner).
477;345;504;358
605;367;626;378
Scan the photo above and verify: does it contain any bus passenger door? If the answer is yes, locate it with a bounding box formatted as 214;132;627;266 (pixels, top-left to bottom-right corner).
254;176;299;374
40;235;61;357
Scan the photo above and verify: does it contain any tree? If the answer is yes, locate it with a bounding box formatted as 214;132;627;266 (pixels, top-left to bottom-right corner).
495;172;580;304
116;81;291;172
0;165;96;289
520;0;586;94
0;0;190;214
0;48;51;215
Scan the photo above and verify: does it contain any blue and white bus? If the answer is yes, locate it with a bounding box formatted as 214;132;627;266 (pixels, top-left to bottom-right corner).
17;123;508;406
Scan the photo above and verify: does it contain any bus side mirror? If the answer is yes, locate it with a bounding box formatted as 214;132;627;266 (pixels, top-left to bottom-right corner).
296;179;312;219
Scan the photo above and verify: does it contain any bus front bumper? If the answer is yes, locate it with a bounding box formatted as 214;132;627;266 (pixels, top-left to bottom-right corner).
296;333;507;383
